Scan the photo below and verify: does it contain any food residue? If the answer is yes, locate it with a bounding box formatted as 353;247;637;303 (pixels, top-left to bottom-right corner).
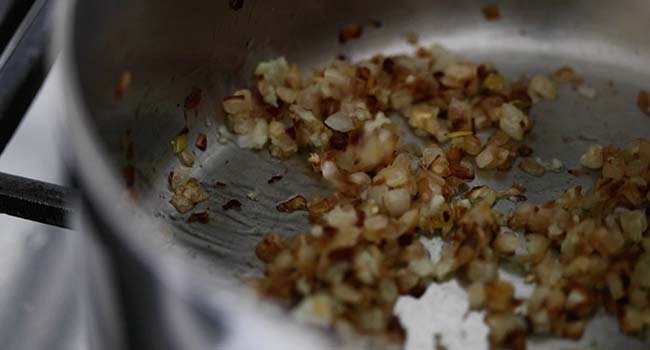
222;199;242;211
638;90;650;116
518;157;546;176
481;4;501;21
187;211;209;224
338;24;364;44
276;195;308;213
195;133;208;151
551;66;583;86
267;174;283;184
404;32;419;45
155;42;650;349
115;70;132;98
184;87;202;109
247;191;259;201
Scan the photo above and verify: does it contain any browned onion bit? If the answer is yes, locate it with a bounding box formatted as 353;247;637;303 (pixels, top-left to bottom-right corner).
215;181;226;188
195;133;207;151
222;199;242;211
187;211;209;224
481;4;501;21
339;24;363;43
115;70;132;98
267;175;283;184
637;90;650;116
276;195;308;213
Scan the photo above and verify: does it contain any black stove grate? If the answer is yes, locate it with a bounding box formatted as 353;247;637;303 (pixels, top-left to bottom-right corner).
0;0;72;228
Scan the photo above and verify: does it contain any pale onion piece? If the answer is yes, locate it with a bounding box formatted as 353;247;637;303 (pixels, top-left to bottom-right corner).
324;67;351;88
621;306;644;334
331;226;361;249
320;160;343;183
430;43;459;72
178;150;195;167
237;119;268;149
292;293;334;327
364;215;389;231
409;258;434;278
525;234;550;263
285;63;302;89
606;271;625;300
565;287;591;312
357;307;389;333
383;188;411;217
620;209;648;242
443;62;477;85
354;250;380;284
349;172;371;188
535;157;564;172
378;278;399;304
466;260;498;282
577;84;597;99
447;99;473;131
528;74;558;102
454;135;483;156
421;144;446;168
390;88;414;110
255;57;289;85
257;79;278;107
475;144;497;169
399;208;419;231
499;103;528;141
429;194;446;212
364;111;392;132
466;186;497;207
276;86;298;104
405;104;441;134
467;282;486;309
602;156;625;180
170;194;194;213
222;89;253;115
629;287;648;308
268;120;298;158
332;284;362;304
169;165;191;192
519;158;546;177
404;74;416;84
493;232;521;256
324;205;358;228
375;165;409;188
297;84;321;111
289;104;318;122
310;225;324;237
341;99;372;121
324;111;355;132
579;145;604;169
534;254;564;286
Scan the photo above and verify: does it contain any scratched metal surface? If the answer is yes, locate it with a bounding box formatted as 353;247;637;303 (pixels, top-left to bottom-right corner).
68;0;650;348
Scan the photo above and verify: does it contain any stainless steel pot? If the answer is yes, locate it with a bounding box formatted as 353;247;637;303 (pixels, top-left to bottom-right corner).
58;0;650;349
